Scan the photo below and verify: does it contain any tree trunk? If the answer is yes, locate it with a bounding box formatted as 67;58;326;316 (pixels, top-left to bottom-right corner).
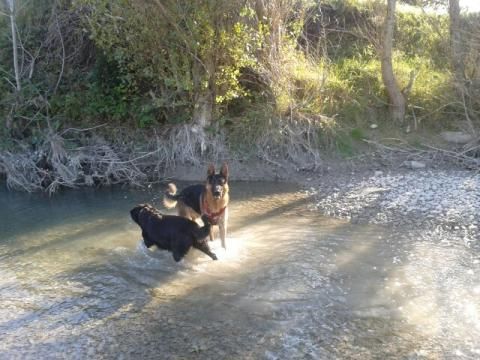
449;0;475;134
7;0;21;93
191;46;215;123
192;92;213;128
449;0;464;88
5;0;21;130
191;56;215;154
255;0;283;61
380;0;406;124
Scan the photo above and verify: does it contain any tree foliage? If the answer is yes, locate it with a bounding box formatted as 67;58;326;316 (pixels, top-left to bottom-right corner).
76;0;264;125
0;0;479;144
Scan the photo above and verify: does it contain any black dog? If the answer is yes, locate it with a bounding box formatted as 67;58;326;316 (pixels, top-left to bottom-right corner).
130;204;217;262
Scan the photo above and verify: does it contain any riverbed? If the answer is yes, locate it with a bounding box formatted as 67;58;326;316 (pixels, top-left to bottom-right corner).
0;180;479;359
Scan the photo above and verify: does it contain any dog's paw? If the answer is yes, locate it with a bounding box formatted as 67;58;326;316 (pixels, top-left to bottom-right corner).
173;253;184;262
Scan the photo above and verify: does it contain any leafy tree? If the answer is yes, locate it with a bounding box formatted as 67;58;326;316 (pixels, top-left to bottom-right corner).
78;0;263;129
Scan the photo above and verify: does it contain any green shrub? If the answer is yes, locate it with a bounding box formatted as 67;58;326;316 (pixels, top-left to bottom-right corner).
396;11;449;69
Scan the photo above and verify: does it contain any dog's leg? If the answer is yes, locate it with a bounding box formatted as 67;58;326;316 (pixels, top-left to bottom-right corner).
193;241;218;260
209;227;214;242
172;251;184;262
142;231;154;248
171;237;190;262
218;224;226;249
219;208;228;249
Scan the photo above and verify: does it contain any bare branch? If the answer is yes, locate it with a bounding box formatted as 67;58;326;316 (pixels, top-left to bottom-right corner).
6;0;21;92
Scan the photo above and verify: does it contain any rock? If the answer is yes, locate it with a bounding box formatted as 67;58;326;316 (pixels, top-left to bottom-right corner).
440;131;474;144
370;123;378;129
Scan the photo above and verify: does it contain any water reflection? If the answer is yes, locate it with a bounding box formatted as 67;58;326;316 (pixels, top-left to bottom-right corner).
0;182;478;358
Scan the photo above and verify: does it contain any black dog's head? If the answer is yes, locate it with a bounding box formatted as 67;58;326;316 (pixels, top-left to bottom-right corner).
130;204;144;224
130;204;161;225
206;163;229;200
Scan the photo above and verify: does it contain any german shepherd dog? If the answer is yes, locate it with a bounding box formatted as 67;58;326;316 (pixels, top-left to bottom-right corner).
163;163;229;249
130;204;217;262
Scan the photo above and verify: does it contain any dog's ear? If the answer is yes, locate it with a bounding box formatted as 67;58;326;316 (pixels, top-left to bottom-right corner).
207;164;215;177
220;162;228;179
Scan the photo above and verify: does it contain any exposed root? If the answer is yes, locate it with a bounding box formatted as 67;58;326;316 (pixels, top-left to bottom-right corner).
0;115;336;193
0;135;147;194
256;114;327;171
0;152;46;192
162;124;227;166
363;138;480;170
0;125;230;193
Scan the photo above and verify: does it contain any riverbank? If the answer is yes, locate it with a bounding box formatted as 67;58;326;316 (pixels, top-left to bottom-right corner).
300;162;480;255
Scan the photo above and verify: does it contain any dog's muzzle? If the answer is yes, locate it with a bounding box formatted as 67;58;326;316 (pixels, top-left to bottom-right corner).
213;186;223;199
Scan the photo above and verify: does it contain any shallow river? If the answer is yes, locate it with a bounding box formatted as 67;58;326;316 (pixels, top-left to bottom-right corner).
0;182;479;359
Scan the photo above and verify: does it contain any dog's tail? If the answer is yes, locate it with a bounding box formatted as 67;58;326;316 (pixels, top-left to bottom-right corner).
163;183;180;209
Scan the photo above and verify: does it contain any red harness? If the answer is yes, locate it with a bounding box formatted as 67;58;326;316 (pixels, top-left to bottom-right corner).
202;197;226;225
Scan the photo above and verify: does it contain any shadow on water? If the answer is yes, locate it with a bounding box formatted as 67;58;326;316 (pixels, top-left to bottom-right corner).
0;181;479;358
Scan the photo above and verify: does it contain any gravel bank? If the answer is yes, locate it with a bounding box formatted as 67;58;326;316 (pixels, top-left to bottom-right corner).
307;169;480;246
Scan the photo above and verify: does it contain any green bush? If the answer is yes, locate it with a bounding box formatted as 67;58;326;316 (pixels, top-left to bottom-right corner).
76;0;263;125
396;11;449;69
